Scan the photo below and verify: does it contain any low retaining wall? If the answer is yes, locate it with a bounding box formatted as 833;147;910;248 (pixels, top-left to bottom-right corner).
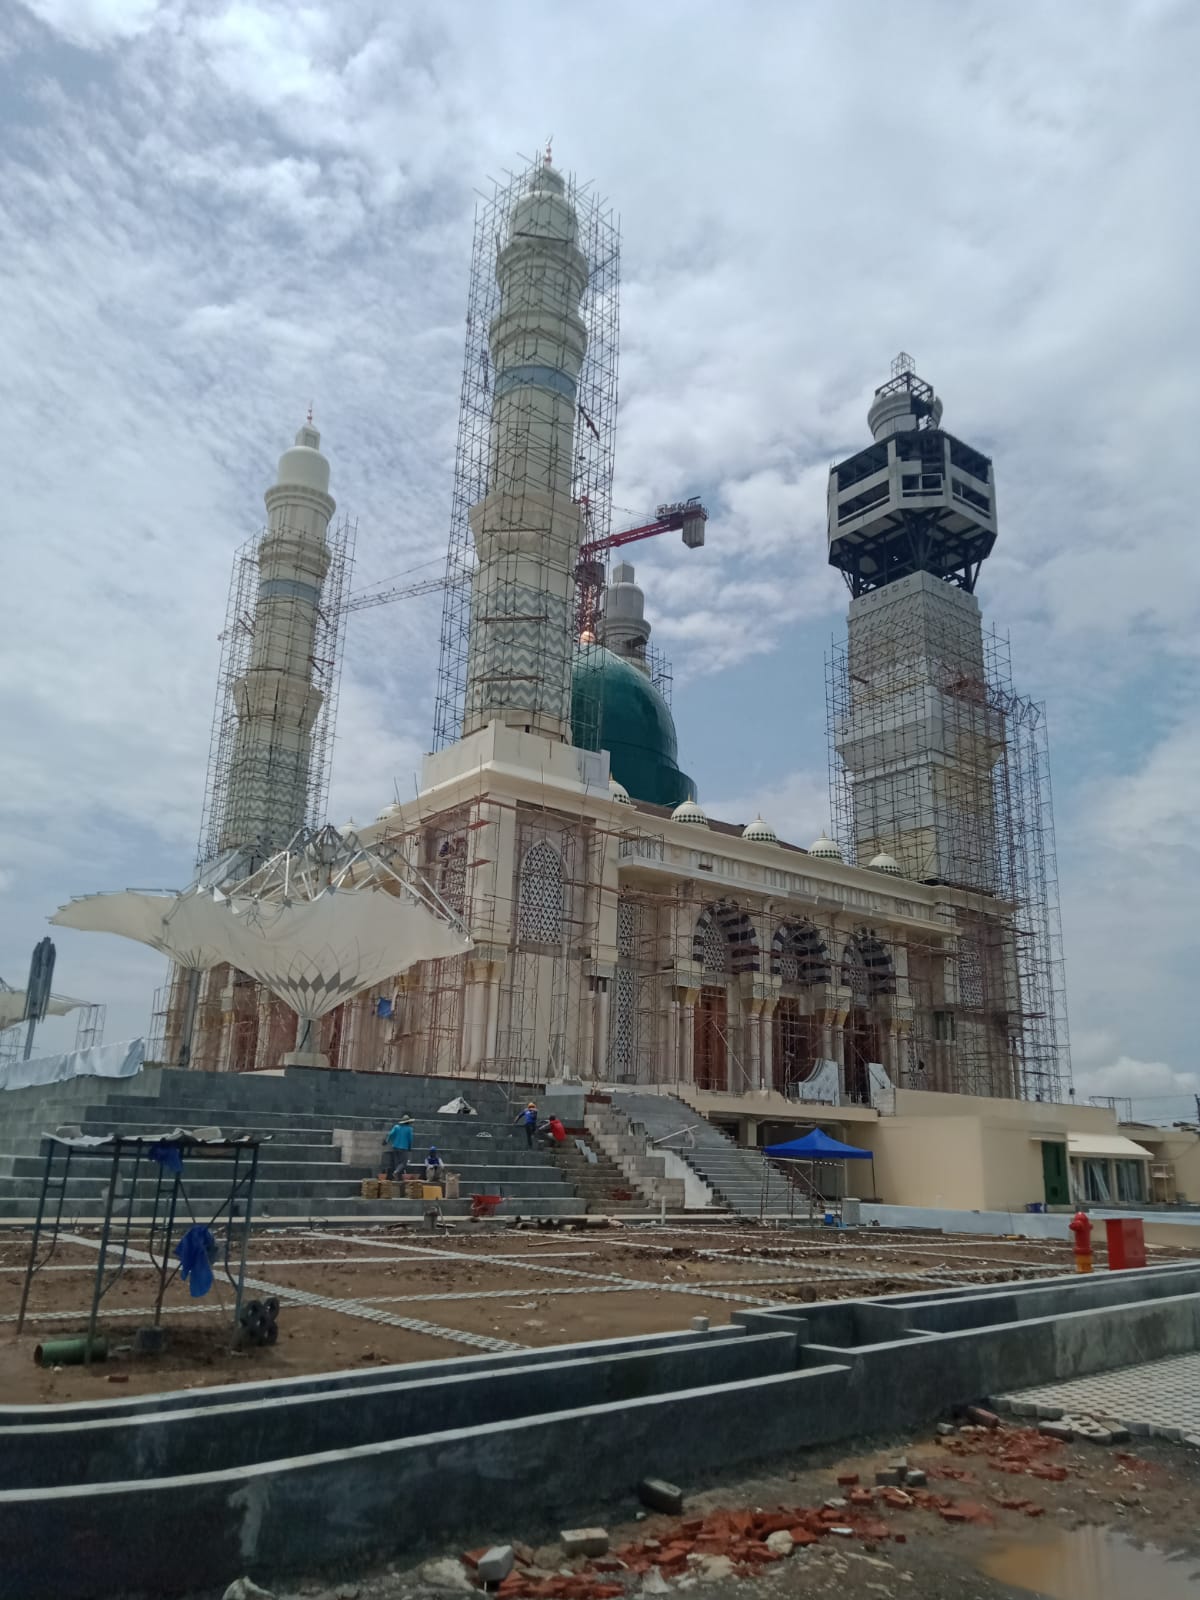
1;1331;795;1490
2;1266;1197;1600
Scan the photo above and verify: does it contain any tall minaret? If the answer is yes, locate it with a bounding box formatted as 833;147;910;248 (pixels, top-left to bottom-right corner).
222;419;335;861
600;561;652;674
463;154;589;743
828;356;1003;889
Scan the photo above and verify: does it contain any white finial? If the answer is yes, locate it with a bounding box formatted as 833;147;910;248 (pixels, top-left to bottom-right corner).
306;400;314;425
544;135;553;167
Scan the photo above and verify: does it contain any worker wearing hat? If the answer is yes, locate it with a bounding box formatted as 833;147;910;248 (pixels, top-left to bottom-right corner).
515;1101;539;1149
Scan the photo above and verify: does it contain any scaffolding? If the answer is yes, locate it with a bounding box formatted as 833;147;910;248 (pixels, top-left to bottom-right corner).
196;515;356;873
826;620;1070;1104
432;159;620;752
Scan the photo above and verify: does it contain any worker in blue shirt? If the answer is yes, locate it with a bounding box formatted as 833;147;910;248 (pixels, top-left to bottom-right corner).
383;1116;414;1178
516;1101;538;1148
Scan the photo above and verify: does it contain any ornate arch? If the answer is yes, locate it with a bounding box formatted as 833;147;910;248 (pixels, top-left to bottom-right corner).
841;929;895;1000
692;901;759;976
771;920;830;985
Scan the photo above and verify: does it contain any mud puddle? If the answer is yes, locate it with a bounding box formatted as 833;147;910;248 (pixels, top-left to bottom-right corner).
980;1524;1200;1596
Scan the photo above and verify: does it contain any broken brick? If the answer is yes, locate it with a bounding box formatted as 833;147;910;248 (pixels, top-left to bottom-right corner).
967;1406;1000;1429
836;1473;860;1487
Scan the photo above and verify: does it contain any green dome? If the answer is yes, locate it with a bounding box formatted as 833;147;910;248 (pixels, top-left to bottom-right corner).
572;644;696;809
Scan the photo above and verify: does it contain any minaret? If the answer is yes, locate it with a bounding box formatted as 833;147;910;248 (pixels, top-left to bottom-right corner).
599;561;652;674
462;154;589;743
222;419;335;861
828;356;1003;889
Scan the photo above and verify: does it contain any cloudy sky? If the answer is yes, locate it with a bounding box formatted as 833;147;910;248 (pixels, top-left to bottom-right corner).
3;0;1198;1118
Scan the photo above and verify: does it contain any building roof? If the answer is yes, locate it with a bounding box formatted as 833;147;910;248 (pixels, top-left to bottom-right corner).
572;643;695;808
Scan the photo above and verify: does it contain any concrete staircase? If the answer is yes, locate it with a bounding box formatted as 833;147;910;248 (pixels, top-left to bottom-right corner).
611;1090;794;1217
0;1067;586;1222
545;1129;648;1214
584;1101;687;1209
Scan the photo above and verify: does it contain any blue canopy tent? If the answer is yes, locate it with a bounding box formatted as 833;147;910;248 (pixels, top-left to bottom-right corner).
761;1128;875;1220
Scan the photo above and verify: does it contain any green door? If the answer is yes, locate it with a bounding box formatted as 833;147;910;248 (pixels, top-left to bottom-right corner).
1041;1140;1070;1206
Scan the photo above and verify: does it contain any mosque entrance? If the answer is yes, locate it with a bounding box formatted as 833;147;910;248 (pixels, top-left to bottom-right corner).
773;1001;820;1095
694;987;728;1092
843;1008;879;1104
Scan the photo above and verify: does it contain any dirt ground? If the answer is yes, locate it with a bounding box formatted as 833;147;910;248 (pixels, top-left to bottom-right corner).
1;1221;1193;1406
185;1417;1200;1600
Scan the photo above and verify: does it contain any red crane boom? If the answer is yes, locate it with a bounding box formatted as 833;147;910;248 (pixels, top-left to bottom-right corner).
575;496;707;637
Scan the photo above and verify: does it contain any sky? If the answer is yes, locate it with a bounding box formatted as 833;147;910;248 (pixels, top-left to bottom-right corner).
3;0;1198;1120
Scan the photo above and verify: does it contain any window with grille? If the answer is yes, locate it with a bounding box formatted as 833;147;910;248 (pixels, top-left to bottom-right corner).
437;837;467;915
958;937;984;1008
610;967;636;1077
517;841;564;944
700;917;729;976
617;898;638;959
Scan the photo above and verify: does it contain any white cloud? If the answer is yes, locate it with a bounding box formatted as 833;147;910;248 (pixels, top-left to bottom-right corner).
19;0;160;48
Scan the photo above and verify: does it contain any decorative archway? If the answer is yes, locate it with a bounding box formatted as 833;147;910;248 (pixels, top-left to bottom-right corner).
771;920;830;985
841;931;894;1104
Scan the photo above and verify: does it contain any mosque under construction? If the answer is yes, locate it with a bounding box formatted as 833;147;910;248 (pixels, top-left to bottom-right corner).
158;151;1070;1132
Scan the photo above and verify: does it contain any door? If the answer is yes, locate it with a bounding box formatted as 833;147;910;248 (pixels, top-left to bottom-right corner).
773;1001;820;1095
694;987;728;1092
843;1008;879;1104
1041;1140;1070;1206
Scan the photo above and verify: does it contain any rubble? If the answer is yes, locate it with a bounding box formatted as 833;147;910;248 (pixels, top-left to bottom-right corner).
638;1479;685;1516
476;1547;515;1584
561;1530;611;1558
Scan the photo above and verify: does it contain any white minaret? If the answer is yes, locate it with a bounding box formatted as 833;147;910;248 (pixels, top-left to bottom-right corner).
600;560;652;673
463;155;589;743
222;419;335;860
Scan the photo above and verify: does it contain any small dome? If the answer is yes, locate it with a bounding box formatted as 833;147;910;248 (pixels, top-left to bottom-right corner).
808;832;844;861
672;799;709;828
869;851;902;877
609;776;634;807
742;816;777;843
375;803;403;823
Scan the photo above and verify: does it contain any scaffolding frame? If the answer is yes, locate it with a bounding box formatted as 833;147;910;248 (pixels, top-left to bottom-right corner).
826;621;1070;1103
433;160;620;752
197;516;357;872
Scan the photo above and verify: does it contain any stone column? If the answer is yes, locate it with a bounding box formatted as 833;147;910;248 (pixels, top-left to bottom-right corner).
677;986;699;1084
484;964;502;1065
760;998;777;1094
592;978;611;1080
745;999;763;1091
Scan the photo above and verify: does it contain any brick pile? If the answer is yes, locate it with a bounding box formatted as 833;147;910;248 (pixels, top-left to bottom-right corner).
462;1422;1091;1598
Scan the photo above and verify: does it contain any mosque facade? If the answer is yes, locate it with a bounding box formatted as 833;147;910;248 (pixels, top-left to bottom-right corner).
172;156;1060;1115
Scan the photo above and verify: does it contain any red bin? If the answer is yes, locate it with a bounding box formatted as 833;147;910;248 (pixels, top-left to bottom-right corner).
1105;1217;1147;1270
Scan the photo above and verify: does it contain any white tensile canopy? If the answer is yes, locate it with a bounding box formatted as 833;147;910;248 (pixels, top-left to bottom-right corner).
0;980;87;1032
52;828;473;1056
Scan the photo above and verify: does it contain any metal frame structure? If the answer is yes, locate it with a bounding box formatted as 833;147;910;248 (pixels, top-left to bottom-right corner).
197;516;357;873
16;1133;263;1358
433;159;620;753
826;622;1070;1103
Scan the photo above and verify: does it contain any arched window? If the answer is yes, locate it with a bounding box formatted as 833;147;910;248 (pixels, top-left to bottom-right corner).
772;921;830;985
693;902;758;975
518;841;564;944
696;912;730;976
436;836;467;916
841;930;895;999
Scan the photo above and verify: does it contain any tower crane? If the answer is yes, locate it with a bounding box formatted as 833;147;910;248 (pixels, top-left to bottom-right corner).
340;497;708;635
573;496;707;637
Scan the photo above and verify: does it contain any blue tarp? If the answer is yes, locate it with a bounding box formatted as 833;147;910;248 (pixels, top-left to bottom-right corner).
763;1129;873;1160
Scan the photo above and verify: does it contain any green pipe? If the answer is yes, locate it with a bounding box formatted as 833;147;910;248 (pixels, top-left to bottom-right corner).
35;1336;108;1367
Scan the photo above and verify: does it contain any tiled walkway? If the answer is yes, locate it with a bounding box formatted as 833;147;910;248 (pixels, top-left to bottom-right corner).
1011;1351;1200;1442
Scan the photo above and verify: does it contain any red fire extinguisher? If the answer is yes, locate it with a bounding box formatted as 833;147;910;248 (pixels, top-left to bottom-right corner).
1068;1209;1093;1274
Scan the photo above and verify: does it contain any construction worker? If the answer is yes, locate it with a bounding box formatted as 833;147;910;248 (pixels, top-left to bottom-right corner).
383;1115;414;1178
516;1101;538;1148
